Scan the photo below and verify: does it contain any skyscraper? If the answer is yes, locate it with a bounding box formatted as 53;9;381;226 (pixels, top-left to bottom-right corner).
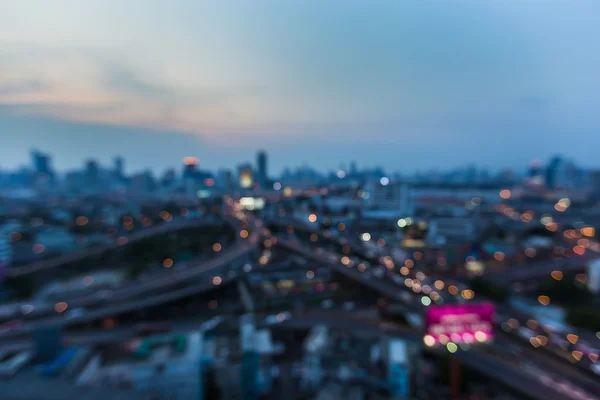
113;156;124;179
256;151;267;188
182;157;199;181
31;150;54;180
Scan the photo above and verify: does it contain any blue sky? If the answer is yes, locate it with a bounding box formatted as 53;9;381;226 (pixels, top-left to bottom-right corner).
1;1;599;174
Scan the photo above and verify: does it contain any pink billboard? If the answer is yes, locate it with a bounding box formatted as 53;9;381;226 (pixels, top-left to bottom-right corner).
424;302;495;346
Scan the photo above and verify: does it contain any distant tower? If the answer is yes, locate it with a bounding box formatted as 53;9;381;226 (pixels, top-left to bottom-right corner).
182;157;199;180
113;156;124;179
256;150;268;188
31;150;54;180
84;159;100;185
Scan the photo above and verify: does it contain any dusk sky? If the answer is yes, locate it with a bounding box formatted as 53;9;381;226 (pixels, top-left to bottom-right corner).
1;1;599;174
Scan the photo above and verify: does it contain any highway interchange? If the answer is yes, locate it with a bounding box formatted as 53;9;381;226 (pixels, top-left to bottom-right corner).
1;187;599;399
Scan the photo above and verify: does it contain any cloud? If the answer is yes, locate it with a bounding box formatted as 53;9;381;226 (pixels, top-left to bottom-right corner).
0;80;49;95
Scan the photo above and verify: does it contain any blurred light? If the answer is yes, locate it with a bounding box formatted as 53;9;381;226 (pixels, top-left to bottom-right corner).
308;213;317;223
243;264;253;273
461;289;475;300
380;177;390;186
416;271;425;281
310;233;318;242
567;334;579;345
530;337;541;348
405;259;414;268
306;271;315;279
421;296;431;306
551;271;563;281
525;248;536;258
527;320;539;330
377;238;386;247
558;198;571;208
572;350;583;361
32;244;45;254
283;187;293;197
537;335;548;346
83;276;94;286
400;267;409;276
575;273;587;284
361;232;371;241
54;302;68;313
212;276;222;286
183;156;198;166
499;189;511;199
342;245;351;254
538;295;550;306
430;292;441;302
581;227;595;237
9;232;21;242
520;212;533;223
240;230;249;239
273;182;282;191
447;342;458;353
554;203;567;212
358;263;367;272
76;216;88;226
459;342;471;351
448;285;459;296
540;215;553;225
474;331;487;342
423;335;436;347
397;219;407;228
259;256;269;265
493;252;505;261
573;245;585;255
337;170;346;179
507;319;519;329
439;334;449;345
405;278;413;288
337;223;346;231
341;256;351;266
116;236;128;246
434;280;445;290
546;222;558;232
213;243;222;252
163;258;174;268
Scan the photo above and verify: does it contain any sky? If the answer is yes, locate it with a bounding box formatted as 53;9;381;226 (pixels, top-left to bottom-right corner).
1;1;599;174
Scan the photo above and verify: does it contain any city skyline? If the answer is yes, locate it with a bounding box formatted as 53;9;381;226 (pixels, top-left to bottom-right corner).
2;1;599;172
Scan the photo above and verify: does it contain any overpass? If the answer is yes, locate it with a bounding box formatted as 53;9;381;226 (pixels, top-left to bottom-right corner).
0;216;261;325
8;216;224;278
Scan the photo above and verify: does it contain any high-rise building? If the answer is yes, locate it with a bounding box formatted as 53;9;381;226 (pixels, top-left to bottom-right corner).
256;151;268;188
31;150;54;180
113;156;124;179
84;159;100;185
182;157;199;181
364;181;414;215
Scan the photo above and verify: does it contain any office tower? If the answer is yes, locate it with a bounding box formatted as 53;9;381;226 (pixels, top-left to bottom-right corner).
183;157;199;180
84;159;100;185
256;150;267;188
113;156;124;179
31;150;54;180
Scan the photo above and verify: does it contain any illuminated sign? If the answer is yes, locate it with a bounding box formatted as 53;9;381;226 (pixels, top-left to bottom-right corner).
424;303;494;347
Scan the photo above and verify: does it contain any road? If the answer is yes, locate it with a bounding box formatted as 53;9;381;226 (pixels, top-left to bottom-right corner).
8;217;222;277
273;232;600;399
